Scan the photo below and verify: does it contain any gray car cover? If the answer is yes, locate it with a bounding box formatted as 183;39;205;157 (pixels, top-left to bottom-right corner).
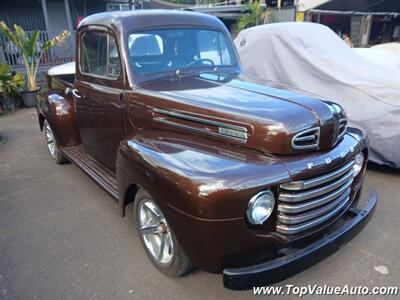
235;22;400;168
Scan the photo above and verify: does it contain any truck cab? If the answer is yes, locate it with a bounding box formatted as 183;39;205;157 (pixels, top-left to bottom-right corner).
36;10;377;290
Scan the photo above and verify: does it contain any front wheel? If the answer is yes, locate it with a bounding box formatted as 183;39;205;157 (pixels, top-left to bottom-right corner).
43;120;67;164
134;188;192;277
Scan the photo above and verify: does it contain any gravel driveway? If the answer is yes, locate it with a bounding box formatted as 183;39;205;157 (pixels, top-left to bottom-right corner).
1;109;399;300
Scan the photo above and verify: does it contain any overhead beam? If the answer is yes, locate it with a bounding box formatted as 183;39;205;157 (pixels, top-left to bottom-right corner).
64;0;74;32
310;9;400;16
41;0;50;31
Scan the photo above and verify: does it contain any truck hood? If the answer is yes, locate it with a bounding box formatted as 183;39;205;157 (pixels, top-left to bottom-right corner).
136;72;346;155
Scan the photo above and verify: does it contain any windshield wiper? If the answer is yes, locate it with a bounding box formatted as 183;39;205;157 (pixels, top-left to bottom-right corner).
174;66;220;78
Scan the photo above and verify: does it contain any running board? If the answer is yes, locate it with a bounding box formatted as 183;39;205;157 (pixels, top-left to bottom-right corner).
61;145;118;199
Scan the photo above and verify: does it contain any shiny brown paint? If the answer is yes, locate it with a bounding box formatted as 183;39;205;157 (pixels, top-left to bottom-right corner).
37;76;81;147
36;10;371;273
74;26;126;172
116;128;367;272
130;74;346;155
74;82;124;172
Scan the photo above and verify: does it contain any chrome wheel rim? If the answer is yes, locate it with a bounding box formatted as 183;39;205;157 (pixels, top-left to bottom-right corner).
44;122;56;158
138;199;174;265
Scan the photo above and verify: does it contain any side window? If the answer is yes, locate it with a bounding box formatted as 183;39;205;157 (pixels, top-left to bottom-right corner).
80;31;121;79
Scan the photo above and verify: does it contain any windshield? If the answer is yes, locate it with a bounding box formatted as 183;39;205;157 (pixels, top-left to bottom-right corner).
128;28;238;76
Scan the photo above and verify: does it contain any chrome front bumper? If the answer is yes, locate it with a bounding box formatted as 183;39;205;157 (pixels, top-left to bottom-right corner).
223;190;378;290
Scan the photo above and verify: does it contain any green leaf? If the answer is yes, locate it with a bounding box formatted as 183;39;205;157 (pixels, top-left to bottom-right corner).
0;64;11;83
11;72;25;87
27;30;40;57
14;24;30;57
0;21;18;45
0;64;10;75
0;67;24;96
236;0;266;31
42;30;70;51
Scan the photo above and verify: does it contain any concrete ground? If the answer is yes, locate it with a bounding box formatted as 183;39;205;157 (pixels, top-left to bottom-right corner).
0;108;399;300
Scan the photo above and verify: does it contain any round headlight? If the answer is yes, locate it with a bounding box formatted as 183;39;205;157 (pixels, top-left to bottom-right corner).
246;190;275;225
353;152;364;177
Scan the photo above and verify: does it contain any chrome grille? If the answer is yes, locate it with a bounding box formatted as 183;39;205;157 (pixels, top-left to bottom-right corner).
337;118;347;142
291;127;320;150
277;160;355;235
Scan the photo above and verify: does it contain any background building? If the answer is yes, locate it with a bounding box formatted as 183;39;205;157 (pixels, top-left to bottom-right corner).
298;0;400;47
2;0;398;73
188;0;296;33
0;0;190;70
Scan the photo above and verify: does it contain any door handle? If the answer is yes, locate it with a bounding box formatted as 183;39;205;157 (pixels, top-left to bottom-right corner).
72;89;82;99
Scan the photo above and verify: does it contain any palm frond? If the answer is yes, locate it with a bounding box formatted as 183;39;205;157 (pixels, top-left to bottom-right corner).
0;22;70;91
42;30;70;52
14;25;31;58
27;30;40;57
236;0;265;32
0;21;18;45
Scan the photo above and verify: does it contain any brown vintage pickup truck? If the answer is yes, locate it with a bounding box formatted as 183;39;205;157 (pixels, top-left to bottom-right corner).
36;10;377;289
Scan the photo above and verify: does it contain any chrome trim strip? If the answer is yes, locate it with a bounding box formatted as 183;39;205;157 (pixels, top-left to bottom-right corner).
153;108;248;132
277;189;351;225
291;127;320;150
154;118;247;143
281;160;355;191
279;169;354;202
337;118;347;141
276;196;350;234
294;135;318;142
278;181;352;213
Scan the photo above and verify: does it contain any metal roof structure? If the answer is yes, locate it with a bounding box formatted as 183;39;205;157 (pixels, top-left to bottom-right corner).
312;0;400;16
297;0;331;12
187;1;267;20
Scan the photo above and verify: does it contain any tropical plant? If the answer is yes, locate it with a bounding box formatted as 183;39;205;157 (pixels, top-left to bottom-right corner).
0;64;24;97
237;0;267;32
0;22;70;91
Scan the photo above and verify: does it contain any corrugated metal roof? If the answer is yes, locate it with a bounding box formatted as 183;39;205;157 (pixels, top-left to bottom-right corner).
297;0;331;12
315;0;400;12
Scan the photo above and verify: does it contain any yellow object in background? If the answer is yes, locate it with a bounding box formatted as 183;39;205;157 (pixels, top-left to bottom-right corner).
296;12;305;22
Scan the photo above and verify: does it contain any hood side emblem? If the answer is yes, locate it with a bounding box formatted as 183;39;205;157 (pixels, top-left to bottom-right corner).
218;127;248;140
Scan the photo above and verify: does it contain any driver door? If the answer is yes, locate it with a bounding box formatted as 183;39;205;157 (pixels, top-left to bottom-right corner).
73;28;124;173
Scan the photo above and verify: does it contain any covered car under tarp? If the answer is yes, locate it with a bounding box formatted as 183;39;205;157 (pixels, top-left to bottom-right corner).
234;22;400;168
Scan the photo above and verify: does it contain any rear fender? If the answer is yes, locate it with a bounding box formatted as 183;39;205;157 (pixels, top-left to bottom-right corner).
37;89;81;147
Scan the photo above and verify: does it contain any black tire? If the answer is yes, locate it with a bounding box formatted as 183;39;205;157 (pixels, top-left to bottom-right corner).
43;120;68;164
134;188;192;277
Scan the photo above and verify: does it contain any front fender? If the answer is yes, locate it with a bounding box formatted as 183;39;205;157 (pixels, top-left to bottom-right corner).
116;129;290;272
117;129;289;220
